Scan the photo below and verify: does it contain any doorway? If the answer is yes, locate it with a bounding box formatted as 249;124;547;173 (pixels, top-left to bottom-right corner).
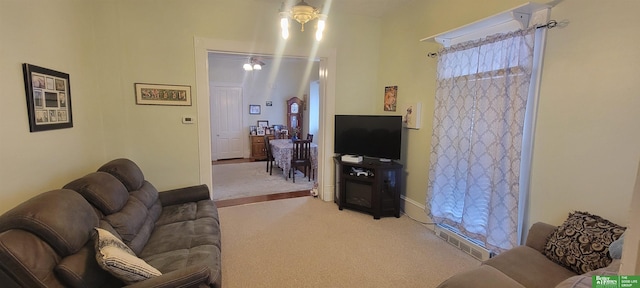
208;52;321;200
193;37;337;201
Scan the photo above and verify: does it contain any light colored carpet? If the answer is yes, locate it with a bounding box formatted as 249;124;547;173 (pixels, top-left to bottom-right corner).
212;162;314;201
219;197;481;288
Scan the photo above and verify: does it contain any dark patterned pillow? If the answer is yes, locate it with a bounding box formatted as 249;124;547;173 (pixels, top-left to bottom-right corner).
543;211;626;274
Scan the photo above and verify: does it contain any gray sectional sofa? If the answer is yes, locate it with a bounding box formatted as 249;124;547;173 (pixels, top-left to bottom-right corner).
0;158;221;287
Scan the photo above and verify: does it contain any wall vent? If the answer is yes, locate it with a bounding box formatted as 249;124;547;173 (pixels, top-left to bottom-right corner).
434;224;493;261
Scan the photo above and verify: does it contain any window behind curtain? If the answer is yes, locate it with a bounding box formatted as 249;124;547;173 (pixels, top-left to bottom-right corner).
426;28;538;253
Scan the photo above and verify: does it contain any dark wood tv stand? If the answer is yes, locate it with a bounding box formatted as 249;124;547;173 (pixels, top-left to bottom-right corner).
333;156;402;219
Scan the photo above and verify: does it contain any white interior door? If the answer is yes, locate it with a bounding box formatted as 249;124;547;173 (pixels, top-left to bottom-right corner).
211;86;243;160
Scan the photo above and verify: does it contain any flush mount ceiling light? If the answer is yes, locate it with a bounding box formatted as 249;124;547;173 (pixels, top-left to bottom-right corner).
279;0;327;41
243;57;265;71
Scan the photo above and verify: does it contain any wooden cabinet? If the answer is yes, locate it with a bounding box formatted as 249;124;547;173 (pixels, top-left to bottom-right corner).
250;135;274;160
333;156;403;219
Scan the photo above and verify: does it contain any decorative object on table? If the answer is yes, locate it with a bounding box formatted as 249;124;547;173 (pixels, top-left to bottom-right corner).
249;104;261;115
384;86;397;112
249;125;257;135
256;127;265;136
134;83;191;106
402;102;422;129
22;63;73;132
257;120;269;128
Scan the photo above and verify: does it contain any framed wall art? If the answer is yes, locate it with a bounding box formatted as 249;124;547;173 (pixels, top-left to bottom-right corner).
383;85;398;112
249;105;261;115
402;102;422;129
134;83;192;106
22;63;73;132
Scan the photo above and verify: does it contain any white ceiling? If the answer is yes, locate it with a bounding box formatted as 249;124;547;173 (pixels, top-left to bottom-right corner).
261;0;415;18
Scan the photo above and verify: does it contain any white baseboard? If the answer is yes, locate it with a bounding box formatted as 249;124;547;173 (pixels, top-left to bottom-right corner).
401;195;431;227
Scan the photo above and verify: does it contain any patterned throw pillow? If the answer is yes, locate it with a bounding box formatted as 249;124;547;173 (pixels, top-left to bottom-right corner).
93;228;162;284
543;211;626;274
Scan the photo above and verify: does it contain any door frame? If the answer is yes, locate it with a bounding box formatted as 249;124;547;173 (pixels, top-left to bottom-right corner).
194;37;337;201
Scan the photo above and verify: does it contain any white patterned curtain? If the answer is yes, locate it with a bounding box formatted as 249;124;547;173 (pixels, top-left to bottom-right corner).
426;27;536;253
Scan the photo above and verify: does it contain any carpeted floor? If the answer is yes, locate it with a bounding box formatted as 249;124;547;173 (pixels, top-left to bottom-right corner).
219;197;480;288
212;161;314;201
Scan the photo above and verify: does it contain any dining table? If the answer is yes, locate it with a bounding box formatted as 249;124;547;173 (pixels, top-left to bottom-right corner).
269;139;318;180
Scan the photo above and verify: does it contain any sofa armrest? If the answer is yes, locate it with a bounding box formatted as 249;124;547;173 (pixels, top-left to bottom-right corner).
124;265;220;288
525;222;557;253
159;185;211;207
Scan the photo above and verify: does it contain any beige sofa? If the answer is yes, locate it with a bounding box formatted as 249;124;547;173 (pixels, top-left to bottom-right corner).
437;222;621;288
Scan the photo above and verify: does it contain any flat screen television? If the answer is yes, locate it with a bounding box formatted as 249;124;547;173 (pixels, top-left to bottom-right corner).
334;115;402;160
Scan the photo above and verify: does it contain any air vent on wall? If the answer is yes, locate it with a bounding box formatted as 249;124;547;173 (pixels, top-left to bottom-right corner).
434;224;493;261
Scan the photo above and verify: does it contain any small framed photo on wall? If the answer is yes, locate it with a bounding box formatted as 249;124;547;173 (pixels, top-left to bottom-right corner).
249;105;261;115
384;86;398;112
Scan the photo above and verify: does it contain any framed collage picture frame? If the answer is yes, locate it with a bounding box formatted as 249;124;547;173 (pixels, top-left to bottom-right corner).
22;63;73;132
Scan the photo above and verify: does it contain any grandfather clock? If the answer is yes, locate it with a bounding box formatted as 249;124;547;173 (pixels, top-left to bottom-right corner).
286;96;303;139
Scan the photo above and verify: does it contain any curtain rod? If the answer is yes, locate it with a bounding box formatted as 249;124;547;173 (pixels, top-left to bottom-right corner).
426;20;558;58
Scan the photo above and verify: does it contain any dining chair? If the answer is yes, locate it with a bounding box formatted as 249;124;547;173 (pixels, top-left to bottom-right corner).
289;139;313;183
306;134;314;141
264;135;276;175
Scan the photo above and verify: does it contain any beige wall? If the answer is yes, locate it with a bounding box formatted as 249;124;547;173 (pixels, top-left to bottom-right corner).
0;0;382;213
378;0;640;231
2;0;638;237
0;0;106;212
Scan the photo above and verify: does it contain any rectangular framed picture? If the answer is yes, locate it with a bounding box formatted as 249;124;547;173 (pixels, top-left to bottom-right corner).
384;85;398;112
22;63;73;132
257;120;269;127
249;105;261;115
134;83;191;106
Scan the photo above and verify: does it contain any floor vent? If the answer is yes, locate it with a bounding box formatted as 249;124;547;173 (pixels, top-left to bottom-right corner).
434;224;493;261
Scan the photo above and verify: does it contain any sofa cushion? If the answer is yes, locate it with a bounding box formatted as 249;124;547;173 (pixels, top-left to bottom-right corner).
437;265;525;288
555;259;620;288
55;243;118;288
139;201;221;282
484;245;577;288
64;172;130;215
98;158;145;191
94;228;161;284
543;211;625;274
0;189;98;256
608;232;625;259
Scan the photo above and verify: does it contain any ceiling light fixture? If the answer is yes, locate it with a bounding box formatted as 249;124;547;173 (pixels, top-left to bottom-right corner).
243;57;266;71
279;0;327;41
